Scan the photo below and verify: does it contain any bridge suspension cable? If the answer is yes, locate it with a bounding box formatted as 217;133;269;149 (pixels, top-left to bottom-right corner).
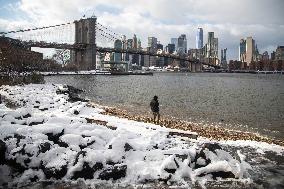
0;22;73;36
1;21;75;44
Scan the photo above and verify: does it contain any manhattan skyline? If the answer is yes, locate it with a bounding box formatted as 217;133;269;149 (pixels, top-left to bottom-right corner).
0;0;283;60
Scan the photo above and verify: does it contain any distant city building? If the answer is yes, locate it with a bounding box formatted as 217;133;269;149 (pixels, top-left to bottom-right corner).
148;37;158;52
166;44;175;54
271;51;276;60
177;34;187;54
262;51;269;61
114;39;122;62
275;46;284;60
122;35;127;50
239;37;258;65
196;28;203;49
133;34;138;50
221;48;227;67
157;43;163;50
239;39;246;62
127;39;133;49
204;32;218;65
138;39;142;50
171;38;178;51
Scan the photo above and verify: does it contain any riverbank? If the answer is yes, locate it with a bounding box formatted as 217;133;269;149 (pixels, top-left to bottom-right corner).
94;105;284;146
0;84;283;188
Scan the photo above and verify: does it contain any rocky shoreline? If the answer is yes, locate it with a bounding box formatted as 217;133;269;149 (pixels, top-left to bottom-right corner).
90;104;284;146
0;84;283;188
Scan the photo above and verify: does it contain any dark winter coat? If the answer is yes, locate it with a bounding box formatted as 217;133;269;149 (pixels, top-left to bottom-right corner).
150;99;159;112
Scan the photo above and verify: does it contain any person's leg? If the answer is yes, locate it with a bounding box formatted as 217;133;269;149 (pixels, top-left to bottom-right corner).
157;112;160;124
153;112;156;123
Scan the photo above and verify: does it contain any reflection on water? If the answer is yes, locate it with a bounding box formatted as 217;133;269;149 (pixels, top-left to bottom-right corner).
45;72;284;139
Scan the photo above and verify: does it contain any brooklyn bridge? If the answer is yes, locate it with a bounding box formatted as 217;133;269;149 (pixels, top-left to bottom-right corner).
0;16;221;71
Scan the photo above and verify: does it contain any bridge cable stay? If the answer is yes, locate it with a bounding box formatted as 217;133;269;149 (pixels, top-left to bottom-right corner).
96;25;121;41
96;22;124;39
95;24;125;48
96;27;119;41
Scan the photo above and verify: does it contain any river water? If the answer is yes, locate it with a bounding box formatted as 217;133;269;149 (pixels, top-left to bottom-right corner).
45;72;284;140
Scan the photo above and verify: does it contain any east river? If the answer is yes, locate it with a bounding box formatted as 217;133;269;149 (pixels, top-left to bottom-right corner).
45;72;284;140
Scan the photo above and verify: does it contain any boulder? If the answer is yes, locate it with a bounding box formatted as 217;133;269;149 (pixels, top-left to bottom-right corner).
46;129;65;145
162;155;179;174
0;140;6;165
124;143;133;152
22;113;31;118
99;164;127;180
211;171;235;179
28;120;44;126
72;162;103;180
194;143;222;169
6;158;27;173
203;143;222;153
73;110;80;115
42;164;68;179
38;142;51;154
14;134;25;146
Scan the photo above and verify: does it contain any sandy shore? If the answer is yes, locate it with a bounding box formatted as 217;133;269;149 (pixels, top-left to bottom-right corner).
89;103;284;146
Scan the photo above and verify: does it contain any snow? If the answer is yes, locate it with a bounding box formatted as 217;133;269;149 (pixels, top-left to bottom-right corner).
0;84;283;188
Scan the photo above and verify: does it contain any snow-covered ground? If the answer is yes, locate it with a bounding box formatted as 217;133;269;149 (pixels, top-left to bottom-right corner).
0;84;283;188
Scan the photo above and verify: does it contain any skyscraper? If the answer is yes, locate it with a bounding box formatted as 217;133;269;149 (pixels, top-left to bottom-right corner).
137;39;142;50
127;39;133;49
157;43;163;50
166;44;175;54
239;37;258;65
177;34;187;54
114;39;122;62
239;39;246;62
171;38;178;51
246;37;256;64
196;28;203;49
148;37;157;52
133;34;138;50
205;32;218;65
221;48;227;67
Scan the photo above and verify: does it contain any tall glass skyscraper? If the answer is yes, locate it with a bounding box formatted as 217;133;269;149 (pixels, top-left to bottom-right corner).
171;38;178;51
196;28;203;49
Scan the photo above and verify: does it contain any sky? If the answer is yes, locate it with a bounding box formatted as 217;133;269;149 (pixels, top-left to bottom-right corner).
0;0;284;60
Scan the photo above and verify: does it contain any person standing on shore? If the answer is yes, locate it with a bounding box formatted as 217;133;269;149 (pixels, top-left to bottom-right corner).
150;95;160;124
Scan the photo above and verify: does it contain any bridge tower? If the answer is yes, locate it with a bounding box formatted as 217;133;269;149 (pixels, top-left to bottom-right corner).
71;17;97;70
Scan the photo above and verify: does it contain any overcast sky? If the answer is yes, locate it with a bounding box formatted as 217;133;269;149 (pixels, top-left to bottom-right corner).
0;0;284;60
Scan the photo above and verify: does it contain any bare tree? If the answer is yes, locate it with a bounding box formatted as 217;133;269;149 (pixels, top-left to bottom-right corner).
52;49;70;66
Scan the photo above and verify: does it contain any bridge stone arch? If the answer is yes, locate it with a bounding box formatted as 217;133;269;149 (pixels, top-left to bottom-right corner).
71;17;97;70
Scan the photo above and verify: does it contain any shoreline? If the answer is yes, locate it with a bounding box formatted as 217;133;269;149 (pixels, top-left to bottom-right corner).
0;84;283;188
89;103;284;146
